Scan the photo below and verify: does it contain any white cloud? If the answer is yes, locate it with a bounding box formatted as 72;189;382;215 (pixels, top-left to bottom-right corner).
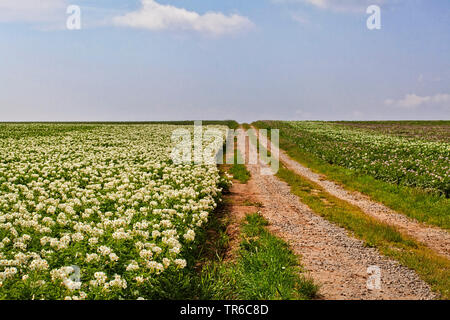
385;93;450;109
0;0;66;22
290;12;310;24
112;0;253;36
274;0;387;13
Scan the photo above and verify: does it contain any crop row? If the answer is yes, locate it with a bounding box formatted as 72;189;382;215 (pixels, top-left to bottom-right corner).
282;121;449;196
0;124;228;299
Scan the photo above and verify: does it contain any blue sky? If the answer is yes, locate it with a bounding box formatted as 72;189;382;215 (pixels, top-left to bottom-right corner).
0;0;449;122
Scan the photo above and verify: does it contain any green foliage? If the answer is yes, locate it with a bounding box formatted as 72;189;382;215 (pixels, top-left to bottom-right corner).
256;120;449;196
229;164;251;184
224;139;251;184
0;123;228;300
254;120;450;229
333;121;450;143
228;149;251;184
197;213;318;300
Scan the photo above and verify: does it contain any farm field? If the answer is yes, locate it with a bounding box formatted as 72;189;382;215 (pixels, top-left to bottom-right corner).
264;121;449;195
254;121;450;229
333;121;450;143
0;123;229;299
0;121;449;301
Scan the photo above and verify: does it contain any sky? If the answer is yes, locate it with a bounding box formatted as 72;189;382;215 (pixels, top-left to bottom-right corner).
0;0;449;122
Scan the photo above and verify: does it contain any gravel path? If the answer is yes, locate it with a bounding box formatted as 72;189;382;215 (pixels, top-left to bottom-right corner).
236;129;437;300
254;127;450;260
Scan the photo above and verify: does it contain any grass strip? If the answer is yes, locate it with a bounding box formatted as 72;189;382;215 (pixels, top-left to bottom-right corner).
197;212;317;300
228;148;251;184
242;123;252;130
221;136;251;184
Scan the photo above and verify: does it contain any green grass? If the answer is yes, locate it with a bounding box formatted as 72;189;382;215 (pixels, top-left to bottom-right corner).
286;142;449;229
227;140;251;184
275;163;450;299
229;162;251;184
197;213;318;300
242;200;263;207
253;121;450;230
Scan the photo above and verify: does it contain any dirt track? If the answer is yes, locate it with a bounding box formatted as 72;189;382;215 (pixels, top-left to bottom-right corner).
234;128;437;300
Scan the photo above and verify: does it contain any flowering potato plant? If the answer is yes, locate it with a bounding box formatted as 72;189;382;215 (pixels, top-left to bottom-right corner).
0;124;229;300
286;122;449;196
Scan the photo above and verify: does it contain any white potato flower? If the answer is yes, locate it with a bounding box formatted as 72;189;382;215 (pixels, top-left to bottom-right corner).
0;124;227;299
